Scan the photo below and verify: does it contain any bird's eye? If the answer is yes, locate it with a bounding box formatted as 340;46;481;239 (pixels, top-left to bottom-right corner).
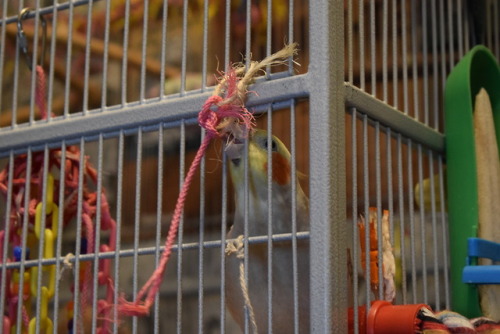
264;138;278;152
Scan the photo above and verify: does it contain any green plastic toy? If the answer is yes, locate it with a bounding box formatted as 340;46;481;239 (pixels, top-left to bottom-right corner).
445;45;500;318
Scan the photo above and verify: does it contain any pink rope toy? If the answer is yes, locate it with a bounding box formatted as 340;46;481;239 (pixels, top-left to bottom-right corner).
0;65;117;333
114;44;298;318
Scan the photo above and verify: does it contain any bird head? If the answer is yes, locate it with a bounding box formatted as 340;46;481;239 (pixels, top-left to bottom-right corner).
226;129;293;200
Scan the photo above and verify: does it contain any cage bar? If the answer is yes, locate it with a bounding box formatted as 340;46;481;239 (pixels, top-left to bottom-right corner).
0;152;14;328
266;105;274;332
63;0;74;117
113;131;125;334
308;1;347;332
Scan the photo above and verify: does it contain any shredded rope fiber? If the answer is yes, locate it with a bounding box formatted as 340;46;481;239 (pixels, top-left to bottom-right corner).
114;44;298;318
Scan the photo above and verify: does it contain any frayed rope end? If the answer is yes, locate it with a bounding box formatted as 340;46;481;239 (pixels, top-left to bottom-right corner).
206;43;298;143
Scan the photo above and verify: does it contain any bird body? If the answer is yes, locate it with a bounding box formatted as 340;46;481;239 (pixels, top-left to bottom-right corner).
225;130;310;333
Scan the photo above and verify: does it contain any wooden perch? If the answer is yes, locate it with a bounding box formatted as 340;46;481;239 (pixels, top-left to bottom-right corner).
0;53;102;124
6;22;180;79
0;94;78;127
474;88;500;321
49;57;103;108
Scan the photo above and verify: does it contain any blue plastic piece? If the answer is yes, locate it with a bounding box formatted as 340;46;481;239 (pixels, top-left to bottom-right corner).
467;238;500;262
13;246;29;261
80;238;88;254
463;237;500;284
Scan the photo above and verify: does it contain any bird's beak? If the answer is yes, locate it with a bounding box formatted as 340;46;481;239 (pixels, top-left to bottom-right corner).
225;138;245;167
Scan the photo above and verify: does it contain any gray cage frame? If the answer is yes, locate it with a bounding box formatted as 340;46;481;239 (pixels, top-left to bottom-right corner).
0;0;476;332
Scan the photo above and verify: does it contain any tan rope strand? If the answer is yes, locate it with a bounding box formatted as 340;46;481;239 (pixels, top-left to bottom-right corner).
226;235;259;334
214;43;298;104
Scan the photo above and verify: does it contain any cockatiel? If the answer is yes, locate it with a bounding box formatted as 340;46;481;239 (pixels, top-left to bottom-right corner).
225;129;310;333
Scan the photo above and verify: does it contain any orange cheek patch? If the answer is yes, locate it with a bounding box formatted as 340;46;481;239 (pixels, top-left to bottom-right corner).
264;152;291;185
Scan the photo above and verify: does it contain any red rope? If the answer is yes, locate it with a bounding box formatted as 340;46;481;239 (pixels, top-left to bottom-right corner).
1;65;119;332
35;65;47;120
115;68;255;317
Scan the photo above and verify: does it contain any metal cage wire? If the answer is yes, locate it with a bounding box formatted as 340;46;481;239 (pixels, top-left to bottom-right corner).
0;0;499;333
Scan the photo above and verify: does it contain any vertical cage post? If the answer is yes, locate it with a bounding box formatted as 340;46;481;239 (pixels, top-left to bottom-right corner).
308;0;346;332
